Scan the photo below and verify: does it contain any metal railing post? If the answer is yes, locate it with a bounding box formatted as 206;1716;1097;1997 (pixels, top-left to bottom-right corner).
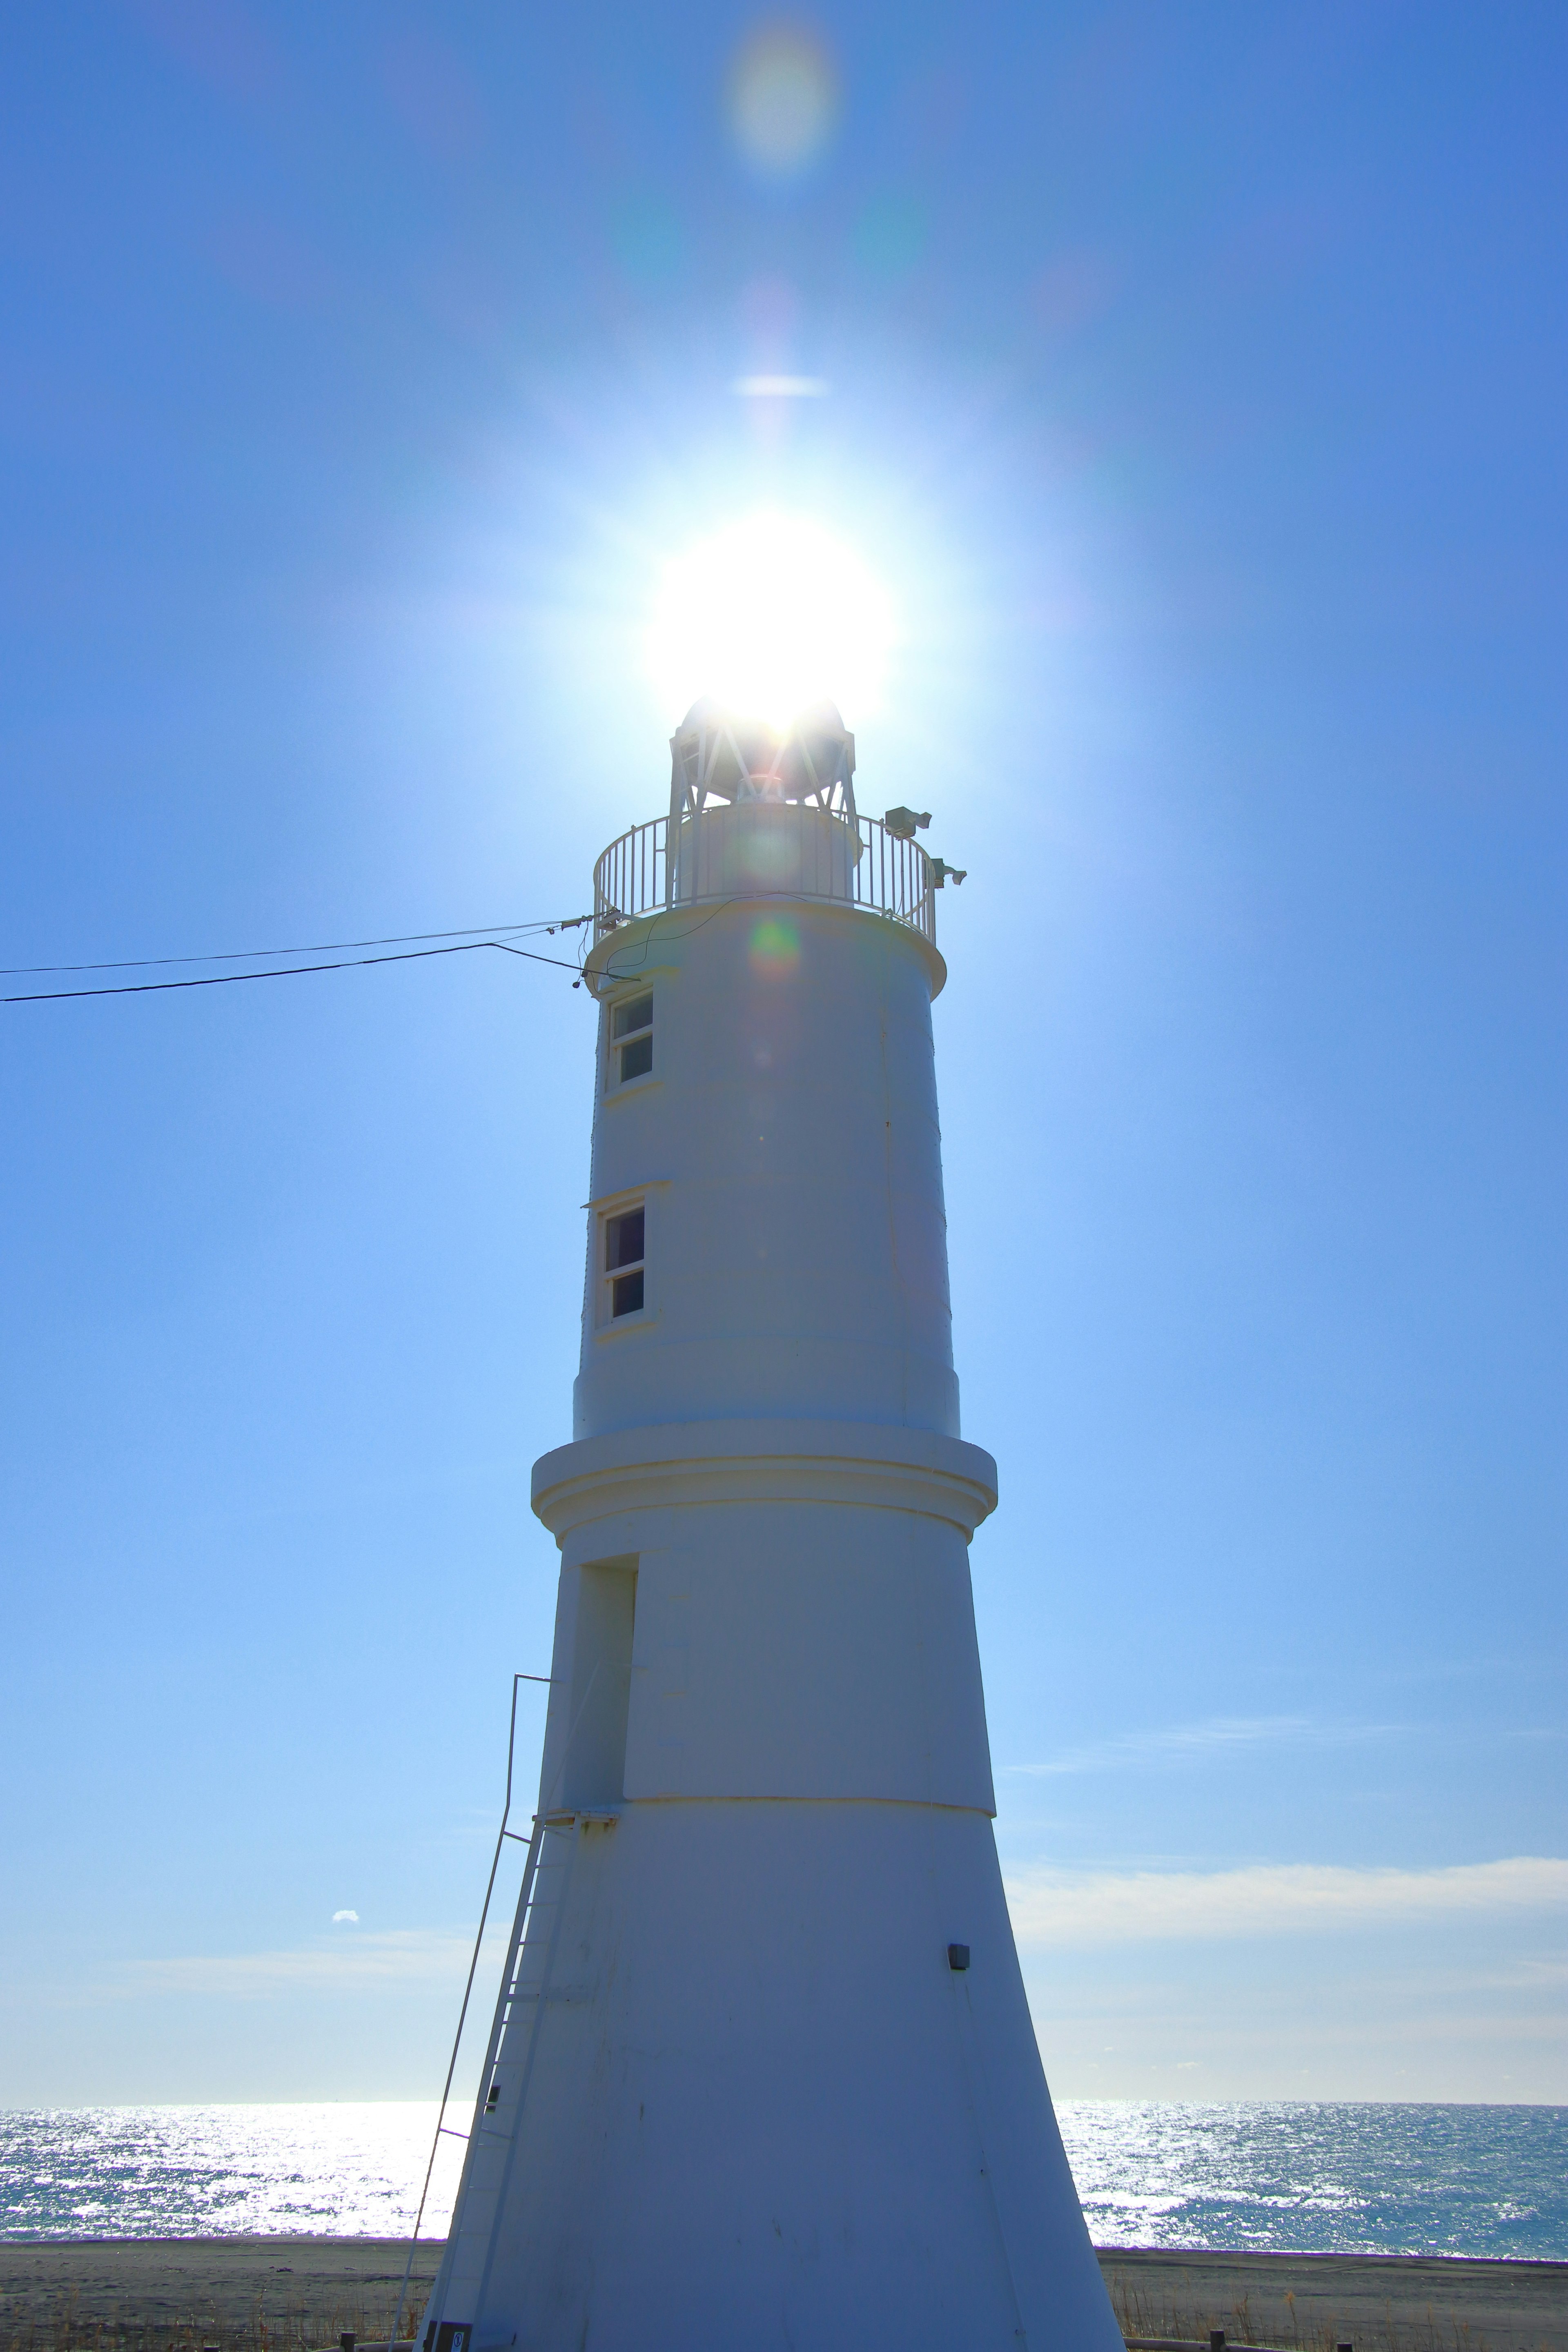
589;811;932;945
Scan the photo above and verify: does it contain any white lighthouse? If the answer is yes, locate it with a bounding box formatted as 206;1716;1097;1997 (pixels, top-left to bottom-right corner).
419;700;1122;2352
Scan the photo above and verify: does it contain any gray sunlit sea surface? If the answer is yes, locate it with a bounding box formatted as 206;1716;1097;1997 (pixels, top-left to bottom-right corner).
1;2103;1564;2256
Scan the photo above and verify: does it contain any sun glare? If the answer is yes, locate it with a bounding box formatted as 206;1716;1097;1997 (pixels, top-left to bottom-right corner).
647;513;895;732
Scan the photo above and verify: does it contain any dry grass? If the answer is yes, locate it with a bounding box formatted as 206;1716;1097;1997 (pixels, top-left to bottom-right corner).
1104;2267;1526;2352
0;2277;434;2352
7;2272;1554;2352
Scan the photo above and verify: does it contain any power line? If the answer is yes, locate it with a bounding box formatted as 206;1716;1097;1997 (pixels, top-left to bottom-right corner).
4;937;586;1004
0;916;588;979
7;893;935;1005
594;898;737;983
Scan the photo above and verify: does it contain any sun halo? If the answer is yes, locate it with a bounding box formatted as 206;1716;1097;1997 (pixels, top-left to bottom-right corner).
646;512;895;735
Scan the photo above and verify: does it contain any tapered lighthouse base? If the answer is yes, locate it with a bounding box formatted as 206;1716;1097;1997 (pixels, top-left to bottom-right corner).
421;1427;1120;2352
452;1800;1116;2352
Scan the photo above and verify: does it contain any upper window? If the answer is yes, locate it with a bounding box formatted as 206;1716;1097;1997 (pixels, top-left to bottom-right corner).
604;1204;646;1320
610;991;653;1088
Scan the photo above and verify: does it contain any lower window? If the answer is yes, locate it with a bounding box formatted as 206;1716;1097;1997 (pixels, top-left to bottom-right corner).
604;1204;645;1320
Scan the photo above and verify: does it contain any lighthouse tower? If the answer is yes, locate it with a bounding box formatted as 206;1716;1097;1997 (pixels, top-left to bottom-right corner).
420;702;1121;2352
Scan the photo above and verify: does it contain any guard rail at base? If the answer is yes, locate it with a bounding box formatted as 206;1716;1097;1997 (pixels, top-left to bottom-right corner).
592;808;936;949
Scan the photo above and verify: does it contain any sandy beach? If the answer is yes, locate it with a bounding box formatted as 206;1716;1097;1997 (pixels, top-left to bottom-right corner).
0;2238;1563;2352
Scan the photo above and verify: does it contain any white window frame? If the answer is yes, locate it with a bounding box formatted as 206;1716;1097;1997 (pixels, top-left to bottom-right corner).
605;984;656;1096
597;1191;650;1331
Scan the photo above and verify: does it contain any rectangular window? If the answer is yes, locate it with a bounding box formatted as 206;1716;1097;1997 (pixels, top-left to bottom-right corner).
605;1204;645;1319
610;991;653;1087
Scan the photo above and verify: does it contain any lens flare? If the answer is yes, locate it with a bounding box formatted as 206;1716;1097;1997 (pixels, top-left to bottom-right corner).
727;24;838;178
749;916;800;979
648;512;895;730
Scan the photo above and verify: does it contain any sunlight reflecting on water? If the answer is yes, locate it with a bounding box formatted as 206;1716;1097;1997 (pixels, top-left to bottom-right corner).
0;2105;459;2240
1056;2100;1568;2258
2;2101;1564;2255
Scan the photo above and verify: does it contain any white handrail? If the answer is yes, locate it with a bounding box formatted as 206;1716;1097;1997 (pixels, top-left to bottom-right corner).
592;810;936;947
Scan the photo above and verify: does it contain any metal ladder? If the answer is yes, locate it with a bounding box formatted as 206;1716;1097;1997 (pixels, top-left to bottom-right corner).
393;1665;627;2352
434;1809;584;2336
386;1673;563;2352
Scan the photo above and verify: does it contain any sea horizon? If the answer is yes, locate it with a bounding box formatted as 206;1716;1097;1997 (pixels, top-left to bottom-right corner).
2;2099;1564;2261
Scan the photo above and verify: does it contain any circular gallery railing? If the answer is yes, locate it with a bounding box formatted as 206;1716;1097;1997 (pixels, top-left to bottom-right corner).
592;808;937;950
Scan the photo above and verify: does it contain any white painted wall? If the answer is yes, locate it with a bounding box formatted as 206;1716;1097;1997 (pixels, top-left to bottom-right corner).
534;1428;997;1813
575;851;959;1439
422;817;1122;2352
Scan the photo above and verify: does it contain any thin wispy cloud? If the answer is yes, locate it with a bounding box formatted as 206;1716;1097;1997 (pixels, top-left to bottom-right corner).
332;1909;359;1924
1004;1855;1568;1949
1004;1714;1390;1778
128;1928;484;1998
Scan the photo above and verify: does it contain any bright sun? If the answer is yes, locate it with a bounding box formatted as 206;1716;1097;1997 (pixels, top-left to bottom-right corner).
647;512;895;731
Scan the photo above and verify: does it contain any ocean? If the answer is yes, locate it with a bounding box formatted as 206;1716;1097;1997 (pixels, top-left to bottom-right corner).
1;2102;1564;2257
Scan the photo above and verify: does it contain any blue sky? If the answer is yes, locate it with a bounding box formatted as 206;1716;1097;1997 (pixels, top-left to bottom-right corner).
1;0;1564;2107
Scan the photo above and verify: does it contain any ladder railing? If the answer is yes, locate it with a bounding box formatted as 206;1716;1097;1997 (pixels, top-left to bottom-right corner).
412;1661;625;2351
385;1673;555;2352
463;1814;584;2330
425;1812;581;2338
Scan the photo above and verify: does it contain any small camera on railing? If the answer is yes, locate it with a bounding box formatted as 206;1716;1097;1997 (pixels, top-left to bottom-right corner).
883;806;931;840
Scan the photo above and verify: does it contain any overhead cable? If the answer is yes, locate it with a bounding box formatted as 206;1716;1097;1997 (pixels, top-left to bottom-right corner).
0;915;589;979
4;937;585;1004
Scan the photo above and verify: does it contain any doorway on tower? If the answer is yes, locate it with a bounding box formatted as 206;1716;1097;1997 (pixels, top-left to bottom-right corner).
557;1556;637;1809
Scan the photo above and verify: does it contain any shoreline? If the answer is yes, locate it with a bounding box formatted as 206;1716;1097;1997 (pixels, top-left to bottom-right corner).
0;2238;1563;2352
